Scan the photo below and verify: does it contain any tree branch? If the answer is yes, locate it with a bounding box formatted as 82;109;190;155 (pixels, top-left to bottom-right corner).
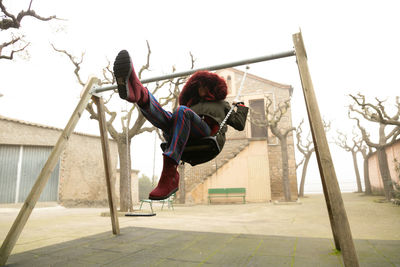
350;93;400;126
335;130;351;152
0;0;57;30
137;126;156;135
0;37;30;59
138;40;151;79
348;111;377;148
51;44;85;86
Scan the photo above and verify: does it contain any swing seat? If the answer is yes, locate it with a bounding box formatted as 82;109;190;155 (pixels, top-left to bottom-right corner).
160;136;221;166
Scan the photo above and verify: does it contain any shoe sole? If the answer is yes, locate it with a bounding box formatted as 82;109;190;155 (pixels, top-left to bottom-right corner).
113;50;132;100
148;187;178;201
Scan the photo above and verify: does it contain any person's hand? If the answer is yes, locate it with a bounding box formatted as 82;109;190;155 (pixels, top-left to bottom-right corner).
233;101;245;107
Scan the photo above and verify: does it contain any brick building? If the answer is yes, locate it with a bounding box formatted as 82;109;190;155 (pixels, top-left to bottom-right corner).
0;115;139;206
180;68;298;203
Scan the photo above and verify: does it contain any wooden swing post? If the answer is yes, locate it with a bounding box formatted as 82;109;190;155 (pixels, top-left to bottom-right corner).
92;95;120;235
293;31;359;267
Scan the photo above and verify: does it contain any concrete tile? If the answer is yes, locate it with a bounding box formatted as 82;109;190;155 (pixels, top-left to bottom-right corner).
79;249;123;264
293;256;340;267
153;258;203;267
202;235;263;265
102;249;160;267
255;236;297;257
246;254;293;266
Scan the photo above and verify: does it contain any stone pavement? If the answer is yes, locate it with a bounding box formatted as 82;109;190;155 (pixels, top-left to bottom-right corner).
1;193;400;266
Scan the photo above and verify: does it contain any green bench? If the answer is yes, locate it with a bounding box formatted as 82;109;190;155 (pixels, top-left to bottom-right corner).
208;188;246;204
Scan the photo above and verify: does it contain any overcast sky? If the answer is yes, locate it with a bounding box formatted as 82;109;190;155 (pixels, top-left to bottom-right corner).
1;0;399;193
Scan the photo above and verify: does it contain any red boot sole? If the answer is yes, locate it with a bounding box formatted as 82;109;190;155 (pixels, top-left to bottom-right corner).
113;50;132;100
148;187;178;200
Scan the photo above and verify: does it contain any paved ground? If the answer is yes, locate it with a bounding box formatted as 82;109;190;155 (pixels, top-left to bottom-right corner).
1;193;399;266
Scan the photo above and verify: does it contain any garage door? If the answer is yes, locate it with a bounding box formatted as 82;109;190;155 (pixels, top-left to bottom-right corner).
0;145;60;203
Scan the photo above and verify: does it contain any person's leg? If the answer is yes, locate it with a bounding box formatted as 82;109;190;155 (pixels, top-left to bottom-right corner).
139;92;173;132
113;50;177;134
113;50;149;106
149;106;211;200
164;106;211;164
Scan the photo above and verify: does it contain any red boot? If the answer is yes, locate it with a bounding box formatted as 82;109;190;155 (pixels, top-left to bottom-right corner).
113;50;149;106
149;156;179;200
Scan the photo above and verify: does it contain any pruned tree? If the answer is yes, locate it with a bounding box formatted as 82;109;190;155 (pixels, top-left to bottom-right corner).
251;96;295;201
52;42;191;211
349;103;400;200
350;94;400;127
335;129;363;193
296;120;314;197
360;144;374;195
0;0;57;60
296;119;330;197
267;97;296;201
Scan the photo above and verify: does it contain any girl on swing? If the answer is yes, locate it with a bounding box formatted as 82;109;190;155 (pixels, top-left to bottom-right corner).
113;50;249;200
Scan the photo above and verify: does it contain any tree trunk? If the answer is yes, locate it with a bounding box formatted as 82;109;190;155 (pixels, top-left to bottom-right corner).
351;151;363;193
117;139;132;212
363;158;372;195
178;164;185;204
299;152;311;197
376;147;394;200
280;137;292;201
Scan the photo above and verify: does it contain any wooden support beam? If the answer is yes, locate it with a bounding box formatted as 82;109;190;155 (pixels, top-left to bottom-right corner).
92;95;120;235
0;76;97;266
292;32;359;267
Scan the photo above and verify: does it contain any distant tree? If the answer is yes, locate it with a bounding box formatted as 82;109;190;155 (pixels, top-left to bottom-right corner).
349;107;400;200
335;129;363;193
138;174;154;200
296;119;330;197
360;144;374;195
295;120;314;197
0;0;57;60
350;94;400;198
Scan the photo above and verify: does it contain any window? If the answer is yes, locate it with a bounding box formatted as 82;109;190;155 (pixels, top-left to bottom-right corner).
227;75;232;95
249;99;268;138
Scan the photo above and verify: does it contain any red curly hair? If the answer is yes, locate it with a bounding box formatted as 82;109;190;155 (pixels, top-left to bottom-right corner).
179;71;228;107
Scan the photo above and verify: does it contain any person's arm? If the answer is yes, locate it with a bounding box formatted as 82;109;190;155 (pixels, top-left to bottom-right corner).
226;101;249;131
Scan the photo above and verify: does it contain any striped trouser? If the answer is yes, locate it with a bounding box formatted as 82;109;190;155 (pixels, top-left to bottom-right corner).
140;92;211;164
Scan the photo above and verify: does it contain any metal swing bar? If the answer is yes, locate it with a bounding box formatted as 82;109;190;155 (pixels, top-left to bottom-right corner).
93;50;296;93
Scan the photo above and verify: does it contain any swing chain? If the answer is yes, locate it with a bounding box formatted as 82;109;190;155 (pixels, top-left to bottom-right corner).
216;66;249;136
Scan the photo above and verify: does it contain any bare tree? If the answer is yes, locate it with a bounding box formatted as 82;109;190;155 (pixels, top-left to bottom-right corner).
350;94;400;127
295;119;330;197
0;0;57;60
52;42;189;211
251;96;295;201
349;108;400;200
360;144;374;195
296;120;314;197
335;129;363;193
